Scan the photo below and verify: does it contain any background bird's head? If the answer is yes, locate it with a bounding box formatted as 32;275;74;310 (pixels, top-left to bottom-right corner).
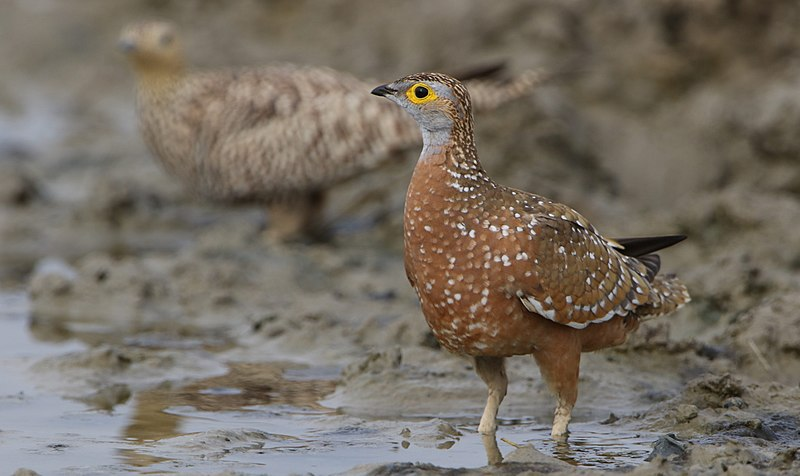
371;73;473;137
118;20;184;75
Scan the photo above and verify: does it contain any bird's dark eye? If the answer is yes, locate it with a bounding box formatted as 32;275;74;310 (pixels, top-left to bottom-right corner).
159;33;174;46
414;86;429;99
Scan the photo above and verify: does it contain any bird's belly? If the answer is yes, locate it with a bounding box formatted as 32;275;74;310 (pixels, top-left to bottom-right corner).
417;286;546;357
403;200;557;356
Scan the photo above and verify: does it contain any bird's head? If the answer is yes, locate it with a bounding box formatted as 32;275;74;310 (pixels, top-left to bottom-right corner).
118;20;184;74
371;73;473;137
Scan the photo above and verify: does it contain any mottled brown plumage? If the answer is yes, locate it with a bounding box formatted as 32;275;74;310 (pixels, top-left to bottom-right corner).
372;73;690;440
118;21;548;239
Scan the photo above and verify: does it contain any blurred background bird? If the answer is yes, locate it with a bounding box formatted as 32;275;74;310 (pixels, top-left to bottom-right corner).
118;20;548;241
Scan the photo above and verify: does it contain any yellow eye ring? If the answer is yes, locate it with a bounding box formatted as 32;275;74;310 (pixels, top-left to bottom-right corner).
406;82;438;104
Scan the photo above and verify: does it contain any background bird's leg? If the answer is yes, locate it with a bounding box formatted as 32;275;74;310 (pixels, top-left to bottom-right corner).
265;191;326;242
532;340;580;440
322;186;394;233
474;356;507;435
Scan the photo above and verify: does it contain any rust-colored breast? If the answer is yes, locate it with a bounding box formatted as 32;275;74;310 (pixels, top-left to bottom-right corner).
403;152;545;355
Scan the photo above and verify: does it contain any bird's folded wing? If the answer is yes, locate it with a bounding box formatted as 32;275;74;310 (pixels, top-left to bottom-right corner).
193;65;375;132
514;208;653;329
199;90;421;199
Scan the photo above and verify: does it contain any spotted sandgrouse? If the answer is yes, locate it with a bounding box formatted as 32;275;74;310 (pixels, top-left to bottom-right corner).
372;73;690;439
118;20;548;240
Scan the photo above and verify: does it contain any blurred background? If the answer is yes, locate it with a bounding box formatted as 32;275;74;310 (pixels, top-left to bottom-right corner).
2;0;799;270
1;0;799;474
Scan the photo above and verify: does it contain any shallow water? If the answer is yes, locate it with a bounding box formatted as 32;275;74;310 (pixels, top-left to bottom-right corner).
0;290;659;474
119;410;656;473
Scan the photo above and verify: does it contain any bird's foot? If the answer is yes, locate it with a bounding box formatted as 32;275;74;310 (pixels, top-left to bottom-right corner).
478;411;498;435
550;414;569;441
550;427;569;441
550;410;571;440
478;420;497;436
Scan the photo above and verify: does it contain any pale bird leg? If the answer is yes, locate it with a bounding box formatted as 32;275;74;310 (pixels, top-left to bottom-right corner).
321;185;393;232
532;337;580;440
474;356;507;435
550;400;573;440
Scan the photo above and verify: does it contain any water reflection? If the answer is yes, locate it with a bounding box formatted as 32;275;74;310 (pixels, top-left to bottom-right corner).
533;427;653;468
481;433;503;465
552;438;580;465
476;420;655;468
120;361;337;467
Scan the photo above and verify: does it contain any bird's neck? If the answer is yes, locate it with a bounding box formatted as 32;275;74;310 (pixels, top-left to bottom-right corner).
134;62;186;99
420;128;455;153
412;122;491;198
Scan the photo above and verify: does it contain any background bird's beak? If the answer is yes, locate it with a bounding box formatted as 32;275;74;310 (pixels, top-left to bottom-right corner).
371;84;396;97
117;39;136;53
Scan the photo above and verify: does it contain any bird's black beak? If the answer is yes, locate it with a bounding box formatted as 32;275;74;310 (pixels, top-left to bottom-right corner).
371;84;396;97
117;39;136;53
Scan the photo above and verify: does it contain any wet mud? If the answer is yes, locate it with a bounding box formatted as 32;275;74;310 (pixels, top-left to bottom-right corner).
1;0;799;474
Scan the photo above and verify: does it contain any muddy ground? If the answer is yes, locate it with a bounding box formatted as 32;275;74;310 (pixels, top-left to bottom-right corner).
1;0;799;474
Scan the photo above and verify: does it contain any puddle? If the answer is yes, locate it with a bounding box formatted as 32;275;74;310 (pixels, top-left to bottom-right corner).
523;425;655;467
1;290;659;474
120;410;657;474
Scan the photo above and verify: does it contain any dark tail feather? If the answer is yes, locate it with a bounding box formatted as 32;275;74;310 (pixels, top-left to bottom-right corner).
637;254;661;282
615;234;686;258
